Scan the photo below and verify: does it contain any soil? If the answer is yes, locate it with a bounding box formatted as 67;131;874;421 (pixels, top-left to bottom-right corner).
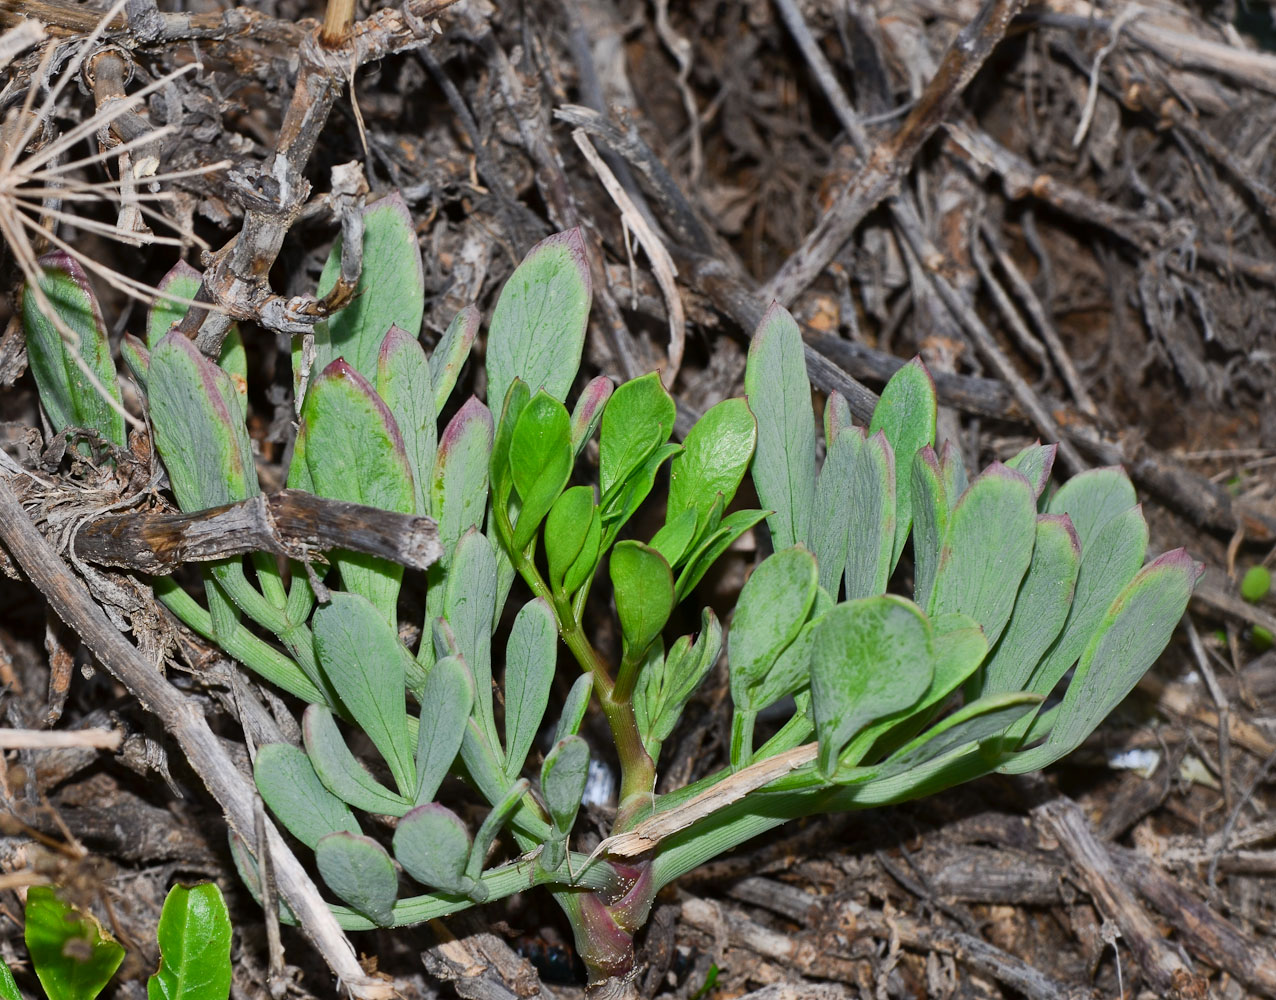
1;1;1276;998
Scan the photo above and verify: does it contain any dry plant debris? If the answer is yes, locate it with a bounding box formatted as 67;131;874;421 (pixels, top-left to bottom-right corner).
0;0;1275;998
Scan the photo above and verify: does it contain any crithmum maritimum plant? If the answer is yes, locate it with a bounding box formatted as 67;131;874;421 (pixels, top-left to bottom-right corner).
24;192;1200;997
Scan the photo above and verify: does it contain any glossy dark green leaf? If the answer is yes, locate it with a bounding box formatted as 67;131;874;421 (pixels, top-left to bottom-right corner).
312;592;415;795
443;530;500;752
634;610;722;760
429;305;479;415
377;325;436;517
25;886;123;1000
545;486;596;593
868;357;936;568
254;742;360;849
909;446;947;610
393;804;475;896
1003;549;1201;773
149;332;258;511
503;599;558;781
303;359;415;620
314;193;424;382
146;883;232;1000
22;253;124;448
302;706;412;817
729;547;818;710
0;961;18;1000
570;375;613;456
316;833;398;927
563;506;603;596
509;392;573;551
650;506;700;569
610;541;675;659
599;372;676;499
1004;442;1056;501
1026;504;1148;699
929;463;1036;648
811;596;932;775
843;430;895;600
542;736;589;834
415;655;474;805
812;418;863;593
667;397;757;541
745;302;816;551
601;443;682;548
486;229;591;408
981;514;1080;697
674;508;770;603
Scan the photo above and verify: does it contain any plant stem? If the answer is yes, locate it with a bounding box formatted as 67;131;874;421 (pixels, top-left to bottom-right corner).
319;0;356;46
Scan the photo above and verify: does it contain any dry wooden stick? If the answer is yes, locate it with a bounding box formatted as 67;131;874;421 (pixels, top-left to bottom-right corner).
762;0;1027;309
73;489;441;575
0;471;392;999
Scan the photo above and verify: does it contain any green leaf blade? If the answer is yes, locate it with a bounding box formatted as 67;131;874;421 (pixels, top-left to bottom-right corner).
25;887;124;1000
254;742;361;850
377;325;437;517
316;833;399;927
147;883;232;1000
503;598;558;781
868;357;937;568
843;430;896;600
610;541;676;659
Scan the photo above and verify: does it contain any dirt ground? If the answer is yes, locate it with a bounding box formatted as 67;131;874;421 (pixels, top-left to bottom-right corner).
1;0;1276;997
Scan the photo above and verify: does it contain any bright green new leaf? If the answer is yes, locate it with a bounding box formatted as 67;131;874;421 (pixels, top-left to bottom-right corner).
563;505;603;596
503;599;558;782
489;379;531;526
377;324;436;517
316;833;398;927
811;596;932;775
570;375;613;457
745;302;816;551
729;547;818;708
302;706;412;818
929;463;1036;648
148;884;232;1000
25;886;124;1000
635;610;722;760
667;397;757;541
674;508;770;602
303;359;415;620
1003;549;1201;773
486;228;591;408
868;357;936;568
650;506;699;569
546;486;597;592
312;592;416;796
254;743;360;849
444;530;500;752
0;962;18;1000
149;332;259;511
314;193;425;382
415;655;474;805
909;446;947;609
509;392;573;551
600;372;676;499
429;305;479;415
843;430;895;600
812;418;863;593
393;804;476;896
610;541;675;659
601;443;683;545
23;252;125;449
981;514;1080;696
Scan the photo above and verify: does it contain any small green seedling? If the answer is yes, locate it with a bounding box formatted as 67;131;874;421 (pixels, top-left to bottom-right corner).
2;883;231;1000
23;193;1200;995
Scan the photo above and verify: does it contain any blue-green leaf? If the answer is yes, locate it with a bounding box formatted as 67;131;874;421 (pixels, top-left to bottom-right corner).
377;324;436;517
429;304;479;416
503;599;558;781
303;705;411;816
254;742;360;849
315;833;398;926
868;357;936;568
843;430;895;600
415;655;474;805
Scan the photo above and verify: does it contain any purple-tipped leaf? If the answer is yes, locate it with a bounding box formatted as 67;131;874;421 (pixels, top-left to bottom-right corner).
1005;441;1057;501
378;325;436;517
570;375;614;457
149;259;246;390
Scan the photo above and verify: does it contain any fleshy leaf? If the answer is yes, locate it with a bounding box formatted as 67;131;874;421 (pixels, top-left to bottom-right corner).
303;705;412;817
377;325;436;517
303;359;414;620
570;375;614;456
824;390;853;442
1044;467;1138;551
812;420;863;593
928;463;1036;648
675;508;770;602
542;736;590;832
745;302;816;551
868;357;936;568
393;803;475;895
503;599;558;781
811;595;932;775
314;193;425;382
667;397;757;544
563;506;603;596
910;446;948;609
149;332;259;511
599;373;676;499
415;655;474;805
729;547;818;710
147;883;232;1000
554;674;595;745
546;486;597;593
147;259;245;393
429;304;479;415
1004;441;1056;500
843;430;895;600
25;887;124;1000
430;397;495;596
254;742;360;849
1002;550;1201;772
22;252;125;448
486;229;591;407
508;391;573;551
634;611;722;760
600;443;683;546
316;833;398;927
610;541;675;659
444;530;500;752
